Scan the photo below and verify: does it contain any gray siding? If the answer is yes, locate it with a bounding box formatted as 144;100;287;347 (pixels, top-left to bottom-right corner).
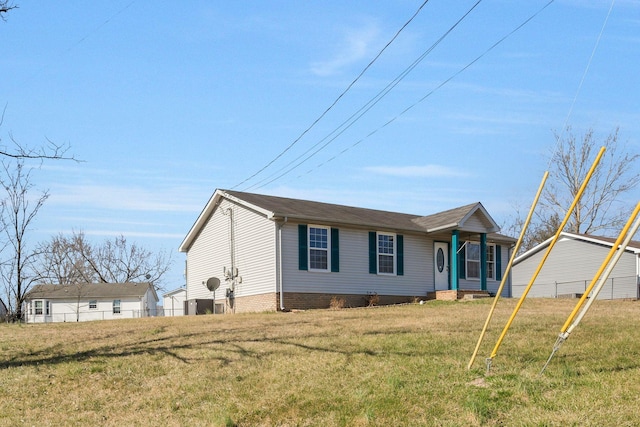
185;198;277;300
282;223;433;297
512;237;639;300
463;213;491;233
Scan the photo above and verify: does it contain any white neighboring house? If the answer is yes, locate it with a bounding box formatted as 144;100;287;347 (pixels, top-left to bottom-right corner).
512;232;640;300
163;288;186;316
24;282;159;323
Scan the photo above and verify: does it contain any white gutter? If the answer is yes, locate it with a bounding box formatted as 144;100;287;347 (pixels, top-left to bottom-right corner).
277;217;288;311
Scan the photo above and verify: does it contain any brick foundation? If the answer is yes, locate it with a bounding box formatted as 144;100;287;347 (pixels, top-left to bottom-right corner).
214;293;278;314
426;290;491;301
213;291;426;313
280;292;419;311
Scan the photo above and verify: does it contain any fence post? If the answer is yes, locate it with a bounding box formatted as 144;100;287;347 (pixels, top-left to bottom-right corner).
611;277;614;300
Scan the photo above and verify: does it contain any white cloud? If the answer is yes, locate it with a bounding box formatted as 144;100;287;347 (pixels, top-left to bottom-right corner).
310;23;380;76
363;165;469;178
47;183;204;213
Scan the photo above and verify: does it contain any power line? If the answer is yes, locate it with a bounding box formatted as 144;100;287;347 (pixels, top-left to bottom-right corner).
255;1;555;190
231;0;431;190
18;1;137;87
562;0;615;132
242;0;483;191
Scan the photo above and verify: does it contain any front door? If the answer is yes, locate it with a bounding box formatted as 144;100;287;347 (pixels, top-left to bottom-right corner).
434;242;449;291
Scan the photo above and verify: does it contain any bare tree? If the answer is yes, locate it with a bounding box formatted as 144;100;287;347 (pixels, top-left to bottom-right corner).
0;160;49;321
508;127;640;252
0;1;17;20
35;231;173;292
35;232;96;285
1;106;78;161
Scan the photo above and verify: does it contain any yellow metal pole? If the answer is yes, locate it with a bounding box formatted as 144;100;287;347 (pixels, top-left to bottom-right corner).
467;171;548;370
487;146;605;365
560;201;640;333
540;205;640;374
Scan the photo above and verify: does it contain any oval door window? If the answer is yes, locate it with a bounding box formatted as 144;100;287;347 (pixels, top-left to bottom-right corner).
436;248;445;273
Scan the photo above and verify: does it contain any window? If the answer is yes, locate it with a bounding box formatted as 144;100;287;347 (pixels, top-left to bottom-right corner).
113;300;121;314
486;245;495;279
298;224;339;273
45;300;50;316
465;242;495;280
34;300;43;315
89;300;97;310
369;232;403;276
378;233;395;275
309;226;329;271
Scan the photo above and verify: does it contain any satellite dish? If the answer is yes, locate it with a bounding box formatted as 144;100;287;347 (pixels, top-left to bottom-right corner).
206;277;220;292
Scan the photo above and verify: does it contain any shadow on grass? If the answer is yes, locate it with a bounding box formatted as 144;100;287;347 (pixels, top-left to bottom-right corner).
0;326;425;370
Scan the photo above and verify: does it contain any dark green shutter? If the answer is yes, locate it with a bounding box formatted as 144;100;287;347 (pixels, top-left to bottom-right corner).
331;228;339;273
495;245;502;281
458;242;466;279
397;234;404;276
368;231;377;274
298;224;308;271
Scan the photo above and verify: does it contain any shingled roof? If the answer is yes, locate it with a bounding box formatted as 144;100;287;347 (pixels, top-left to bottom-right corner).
223;190;425;231
180;189;512;252
26;283;156;300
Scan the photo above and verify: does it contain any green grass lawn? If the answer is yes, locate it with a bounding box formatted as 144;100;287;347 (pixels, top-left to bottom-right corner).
1;298;639;426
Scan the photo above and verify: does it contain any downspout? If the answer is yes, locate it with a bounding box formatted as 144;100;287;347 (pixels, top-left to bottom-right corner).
278;217;288;311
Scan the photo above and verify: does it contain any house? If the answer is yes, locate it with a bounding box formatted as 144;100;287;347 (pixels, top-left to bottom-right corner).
179;189;516;314
162;288;187;316
512;232;640;300
24;282;159;323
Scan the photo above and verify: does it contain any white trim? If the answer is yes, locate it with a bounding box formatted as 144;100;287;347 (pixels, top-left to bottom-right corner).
376;231;397;276
465;241;496;280
308;224;331;272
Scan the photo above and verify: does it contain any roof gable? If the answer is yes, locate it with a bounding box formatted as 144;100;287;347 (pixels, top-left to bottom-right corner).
411;202;499;233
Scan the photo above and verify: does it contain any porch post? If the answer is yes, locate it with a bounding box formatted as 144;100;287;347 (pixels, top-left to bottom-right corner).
480;233;487;291
451;230;459;291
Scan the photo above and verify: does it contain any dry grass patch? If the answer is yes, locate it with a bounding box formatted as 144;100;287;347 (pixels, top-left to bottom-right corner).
1;299;640;426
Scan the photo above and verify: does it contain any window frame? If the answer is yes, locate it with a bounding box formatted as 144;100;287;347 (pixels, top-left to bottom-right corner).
113;299;121;314
465;241;495;280
308;225;331;272
34;300;43;315
377;232;396;276
89;300;98;310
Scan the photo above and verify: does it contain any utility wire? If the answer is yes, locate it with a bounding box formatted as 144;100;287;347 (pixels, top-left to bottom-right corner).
231;0;431;190
562;0;615;133
548;0;616;170
243;1;483;191
17;1;137;87
256;1;555;189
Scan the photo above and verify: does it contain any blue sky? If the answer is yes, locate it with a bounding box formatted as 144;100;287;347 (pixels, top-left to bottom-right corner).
1;1;639;290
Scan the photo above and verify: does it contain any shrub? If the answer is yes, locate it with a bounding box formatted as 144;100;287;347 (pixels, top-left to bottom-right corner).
365;292;379;307
329;296;346;310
